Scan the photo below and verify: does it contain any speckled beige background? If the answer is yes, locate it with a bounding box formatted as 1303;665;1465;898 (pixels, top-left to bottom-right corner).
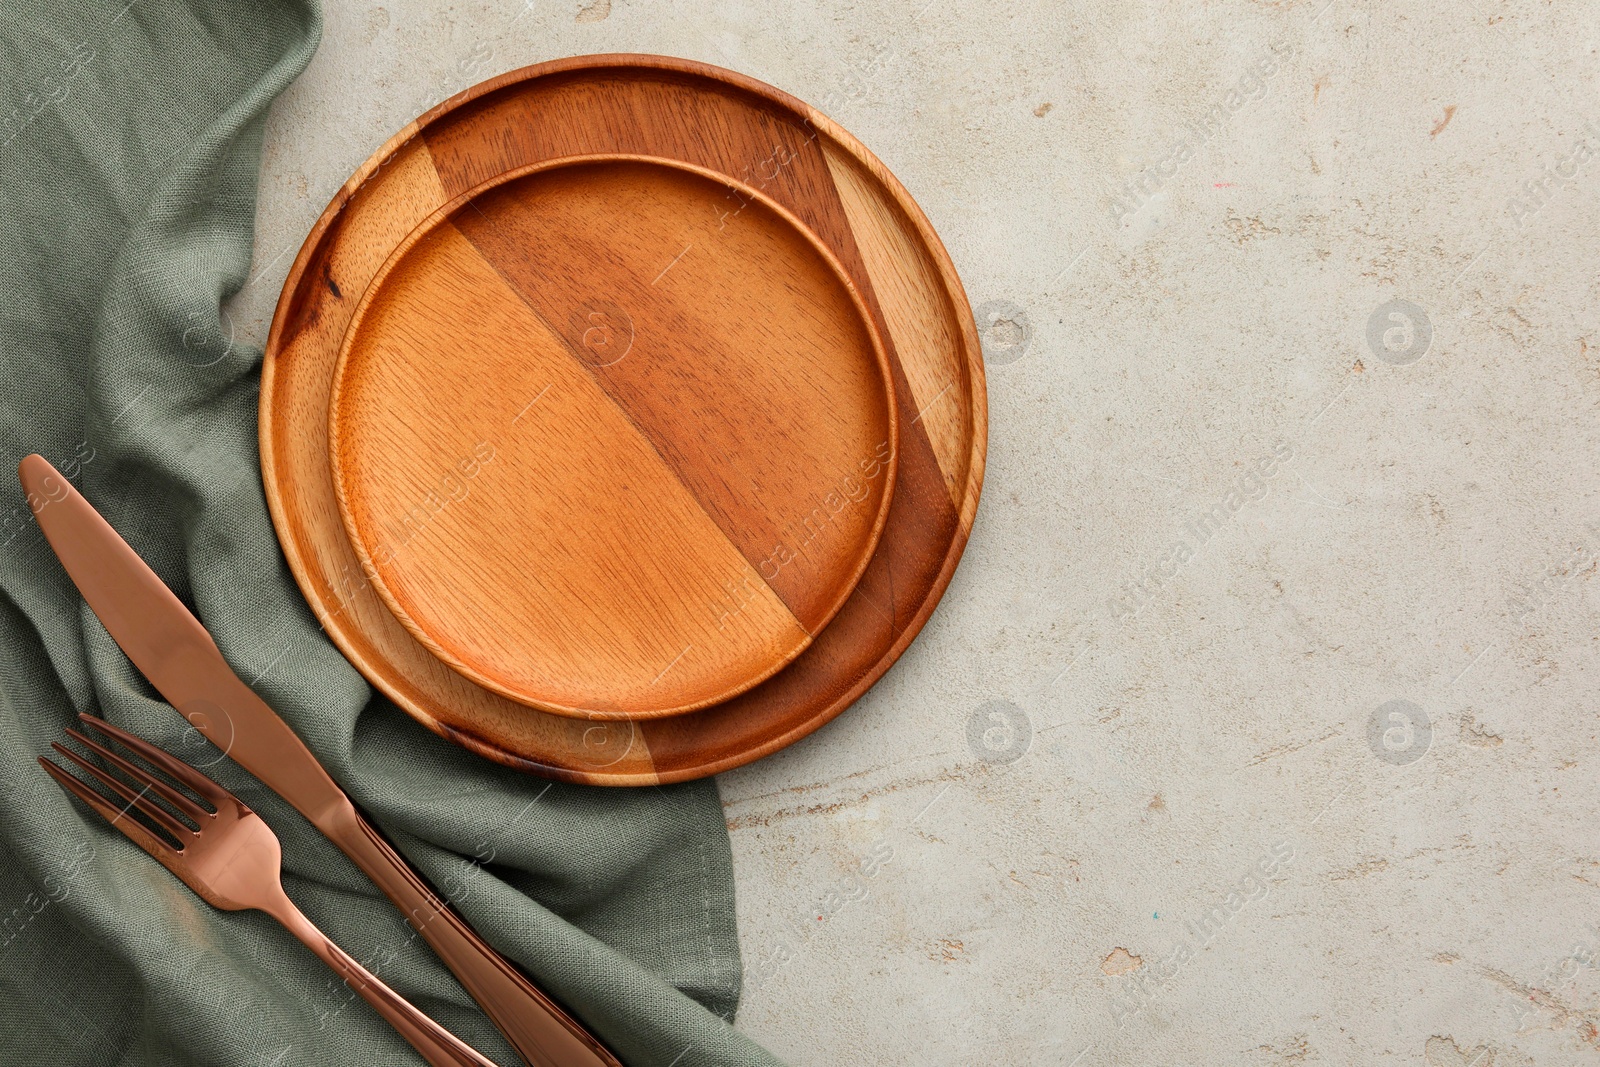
235;1;1600;1063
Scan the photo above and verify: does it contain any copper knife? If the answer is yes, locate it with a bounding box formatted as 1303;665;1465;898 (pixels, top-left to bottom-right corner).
18;455;621;1067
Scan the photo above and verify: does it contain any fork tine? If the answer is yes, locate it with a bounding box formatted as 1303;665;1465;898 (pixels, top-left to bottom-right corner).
63;725;210;825
76;714;232;810
49;742;195;844
39;756;179;859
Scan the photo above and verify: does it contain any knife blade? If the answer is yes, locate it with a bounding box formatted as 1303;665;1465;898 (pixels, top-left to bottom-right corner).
19;454;620;1067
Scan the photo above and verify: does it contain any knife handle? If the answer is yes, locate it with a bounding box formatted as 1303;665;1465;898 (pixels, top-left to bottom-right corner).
322;801;622;1067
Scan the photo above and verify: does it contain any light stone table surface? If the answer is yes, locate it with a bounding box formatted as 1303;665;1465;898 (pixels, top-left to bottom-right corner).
235;1;1600;1063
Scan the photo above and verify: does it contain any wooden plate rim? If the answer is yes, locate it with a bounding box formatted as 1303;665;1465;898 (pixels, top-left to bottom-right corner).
260;53;988;783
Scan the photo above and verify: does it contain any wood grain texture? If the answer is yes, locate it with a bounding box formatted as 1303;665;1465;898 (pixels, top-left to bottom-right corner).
450;158;894;636
823;143;972;507
328;159;893;718
261;55;986;783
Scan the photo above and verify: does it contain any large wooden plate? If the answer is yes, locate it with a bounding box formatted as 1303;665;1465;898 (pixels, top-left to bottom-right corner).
326;154;897;720
260;54;987;784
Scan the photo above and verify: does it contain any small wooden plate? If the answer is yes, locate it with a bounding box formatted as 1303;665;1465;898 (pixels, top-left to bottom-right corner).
261;55;986;783
327;154;897;720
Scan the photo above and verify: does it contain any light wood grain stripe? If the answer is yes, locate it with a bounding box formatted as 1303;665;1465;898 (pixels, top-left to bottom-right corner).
823;143;970;507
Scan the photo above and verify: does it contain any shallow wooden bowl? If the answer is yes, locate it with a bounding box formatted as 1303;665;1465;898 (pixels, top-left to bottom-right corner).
327;154;897;719
261;55;986;783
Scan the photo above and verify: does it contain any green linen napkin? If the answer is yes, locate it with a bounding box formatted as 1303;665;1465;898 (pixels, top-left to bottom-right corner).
0;2;783;1064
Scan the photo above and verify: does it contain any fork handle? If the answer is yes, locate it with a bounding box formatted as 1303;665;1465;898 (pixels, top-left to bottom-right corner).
320;802;622;1067
266;890;501;1067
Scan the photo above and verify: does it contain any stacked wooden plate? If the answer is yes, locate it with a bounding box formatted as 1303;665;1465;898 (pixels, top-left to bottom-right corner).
260;55;986;785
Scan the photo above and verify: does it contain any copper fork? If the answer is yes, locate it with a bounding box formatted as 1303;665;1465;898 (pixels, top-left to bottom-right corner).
40;713;501;1067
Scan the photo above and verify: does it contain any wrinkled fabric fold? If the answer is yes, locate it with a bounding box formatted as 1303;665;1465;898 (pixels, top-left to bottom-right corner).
0;3;782;1064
